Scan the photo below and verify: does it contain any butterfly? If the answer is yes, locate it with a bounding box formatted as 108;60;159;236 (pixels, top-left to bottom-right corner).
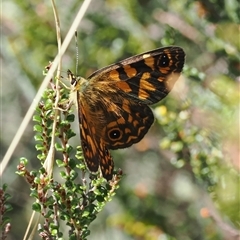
68;46;185;181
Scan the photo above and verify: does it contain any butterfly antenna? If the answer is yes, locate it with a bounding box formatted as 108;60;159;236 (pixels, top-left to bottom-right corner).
75;31;79;76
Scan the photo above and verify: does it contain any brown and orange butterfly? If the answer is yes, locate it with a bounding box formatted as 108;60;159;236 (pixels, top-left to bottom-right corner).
68;46;185;181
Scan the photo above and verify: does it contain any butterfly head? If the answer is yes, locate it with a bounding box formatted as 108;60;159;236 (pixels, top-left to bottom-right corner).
67;69;88;92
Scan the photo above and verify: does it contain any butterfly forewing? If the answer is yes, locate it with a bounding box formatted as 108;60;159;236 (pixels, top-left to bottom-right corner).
88;46;185;104
78;100;99;173
79;98;114;180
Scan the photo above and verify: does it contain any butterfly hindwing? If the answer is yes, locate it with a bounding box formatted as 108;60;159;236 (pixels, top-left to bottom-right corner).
98;139;115;180
100;98;154;150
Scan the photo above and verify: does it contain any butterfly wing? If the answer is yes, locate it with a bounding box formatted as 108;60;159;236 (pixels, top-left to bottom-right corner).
78;92;114;180
88;46;185;104
99;97;154;150
71;46;185;180
84;46;185;150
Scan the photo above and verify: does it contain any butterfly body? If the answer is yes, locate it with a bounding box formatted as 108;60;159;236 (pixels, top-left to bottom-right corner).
69;46;185;180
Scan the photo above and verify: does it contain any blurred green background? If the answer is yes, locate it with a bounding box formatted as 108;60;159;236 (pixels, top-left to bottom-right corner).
1;0;239;239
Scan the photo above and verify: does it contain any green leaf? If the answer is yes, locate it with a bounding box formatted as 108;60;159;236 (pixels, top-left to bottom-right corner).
82;211;90;217
32;202;41;212
66;114;75;122
55;142;64;151
35;144;45;151
33;124;43;132
56;159;65;167
19;157;28;165
33;115;42;122
96;195;105;202
37;154;46;161
34;134;43;141
66;144;73;154
4;203;13;212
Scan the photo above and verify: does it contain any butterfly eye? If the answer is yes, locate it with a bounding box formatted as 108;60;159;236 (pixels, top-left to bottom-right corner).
108;128;122;141
159;54;170;67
